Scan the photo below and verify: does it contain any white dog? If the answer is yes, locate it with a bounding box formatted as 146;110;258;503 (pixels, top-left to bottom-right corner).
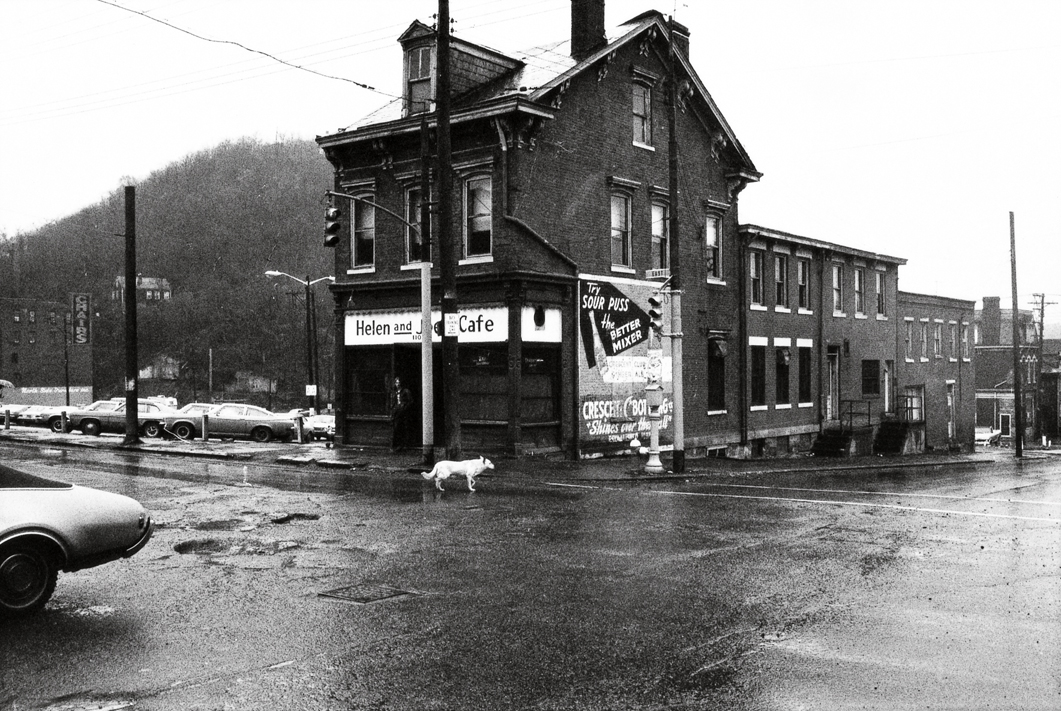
422;456;494;492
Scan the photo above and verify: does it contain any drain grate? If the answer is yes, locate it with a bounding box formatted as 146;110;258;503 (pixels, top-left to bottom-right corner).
318;583;416;604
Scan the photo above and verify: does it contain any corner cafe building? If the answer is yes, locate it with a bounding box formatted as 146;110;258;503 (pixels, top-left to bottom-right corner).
335;274;672;458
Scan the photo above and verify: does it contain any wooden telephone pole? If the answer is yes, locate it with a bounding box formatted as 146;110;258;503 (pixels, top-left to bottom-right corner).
123;185;141;446
1010;212;1022;458
437;0;461;459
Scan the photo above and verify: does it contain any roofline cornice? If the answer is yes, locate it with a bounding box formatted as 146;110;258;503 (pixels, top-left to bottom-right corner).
740;224;908;265
317;97;554;149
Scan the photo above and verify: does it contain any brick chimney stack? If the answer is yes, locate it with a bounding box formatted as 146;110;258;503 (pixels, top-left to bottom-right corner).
982;296;1001;346
670;19;690;58
571;0;607;61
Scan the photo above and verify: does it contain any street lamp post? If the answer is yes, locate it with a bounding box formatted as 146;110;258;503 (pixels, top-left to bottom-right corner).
265;271;334;413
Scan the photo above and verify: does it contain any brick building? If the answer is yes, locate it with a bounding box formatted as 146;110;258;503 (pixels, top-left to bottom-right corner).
737;226;905;458
975;296;1038;442
0;297;94;406
318;4;759;456
893;292;976;452
315;1;971;460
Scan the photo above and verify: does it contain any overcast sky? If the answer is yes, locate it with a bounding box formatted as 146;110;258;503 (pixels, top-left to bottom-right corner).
2;0;1058;332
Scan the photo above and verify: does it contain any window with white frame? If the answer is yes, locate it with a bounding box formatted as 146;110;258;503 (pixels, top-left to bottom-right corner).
950;323;958;359
875;271;886;315
632;81;652;146
798;346;812;403
405;45;433;115
961;323;969;358
854;268;865;314
406;186;433;264
610;193;632;267
464;175;492;258
920;322;928;359
651;201;669;270
704;214;720;279
905;320;913;359
797;259;810;309
934;323;943;358
775;254;789;308
832;263;844;313
707;339;726;411
750;344;766;407
750;251;764;305
775;348;791;404
352;195;375;268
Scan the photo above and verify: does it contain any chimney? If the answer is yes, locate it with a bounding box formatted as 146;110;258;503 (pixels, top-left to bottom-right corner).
571;0;606;61
670;19;690;58
982;296;1001;346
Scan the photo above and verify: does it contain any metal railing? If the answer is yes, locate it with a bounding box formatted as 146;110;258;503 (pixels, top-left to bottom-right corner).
837;400;873;432
896;394;924;423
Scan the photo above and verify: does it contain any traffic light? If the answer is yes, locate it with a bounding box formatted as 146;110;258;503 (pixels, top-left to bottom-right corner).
324;202;342;247
647;294;664;337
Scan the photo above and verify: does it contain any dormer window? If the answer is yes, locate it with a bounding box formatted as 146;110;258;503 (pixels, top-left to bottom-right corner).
405;45;434;115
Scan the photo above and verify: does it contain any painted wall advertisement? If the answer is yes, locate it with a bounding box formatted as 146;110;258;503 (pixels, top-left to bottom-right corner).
70;292;91;345
578;276;673;452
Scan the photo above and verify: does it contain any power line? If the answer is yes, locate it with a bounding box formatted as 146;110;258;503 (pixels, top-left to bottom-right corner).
93;0;383;94
2;0;567;128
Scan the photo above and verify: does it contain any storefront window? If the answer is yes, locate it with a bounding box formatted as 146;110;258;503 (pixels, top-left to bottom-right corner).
346;347;391;415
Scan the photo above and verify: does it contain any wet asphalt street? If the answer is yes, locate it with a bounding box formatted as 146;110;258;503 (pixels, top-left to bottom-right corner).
1;440;1059;710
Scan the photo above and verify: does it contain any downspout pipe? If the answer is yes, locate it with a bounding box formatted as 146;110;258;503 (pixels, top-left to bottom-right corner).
738;235;748;447
494;118;509;216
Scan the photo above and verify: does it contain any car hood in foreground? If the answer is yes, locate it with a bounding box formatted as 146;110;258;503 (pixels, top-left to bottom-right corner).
1;465;153;571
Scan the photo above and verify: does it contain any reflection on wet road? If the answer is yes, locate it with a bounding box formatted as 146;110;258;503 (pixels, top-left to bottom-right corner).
3;442;1060;710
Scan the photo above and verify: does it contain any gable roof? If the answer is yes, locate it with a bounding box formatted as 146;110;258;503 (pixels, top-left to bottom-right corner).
325;12;758;175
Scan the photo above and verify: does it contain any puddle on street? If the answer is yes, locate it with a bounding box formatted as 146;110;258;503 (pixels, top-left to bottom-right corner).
8;442;587;504
79;453;437;502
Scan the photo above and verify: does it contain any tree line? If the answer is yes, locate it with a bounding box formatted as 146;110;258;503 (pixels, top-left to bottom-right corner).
0;138;336;410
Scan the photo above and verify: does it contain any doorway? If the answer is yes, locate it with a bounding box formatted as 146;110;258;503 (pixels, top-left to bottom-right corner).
826;347;840;421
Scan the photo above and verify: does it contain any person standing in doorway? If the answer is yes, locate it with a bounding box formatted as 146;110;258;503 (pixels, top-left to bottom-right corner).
390;376;414;452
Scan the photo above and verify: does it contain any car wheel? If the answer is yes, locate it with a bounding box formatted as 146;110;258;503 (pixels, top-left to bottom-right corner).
251;426;273;443
0;544;58;616
142;421;163;438
174;422;195;440
81;420;101;436
48;417;65;433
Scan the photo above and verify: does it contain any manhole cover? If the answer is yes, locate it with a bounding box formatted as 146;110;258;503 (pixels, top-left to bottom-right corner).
318;583;416;604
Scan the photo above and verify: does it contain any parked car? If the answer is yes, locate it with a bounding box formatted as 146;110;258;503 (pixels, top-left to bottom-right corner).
162;403;215;440
44;400;120;433
0;462;153;616
66;400;181;438
166;403;297;443
1;404;29;421
304;414;335;441
6;404;66;429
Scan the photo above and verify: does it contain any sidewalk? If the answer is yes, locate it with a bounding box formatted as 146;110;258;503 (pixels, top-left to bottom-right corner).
1;424;1036;483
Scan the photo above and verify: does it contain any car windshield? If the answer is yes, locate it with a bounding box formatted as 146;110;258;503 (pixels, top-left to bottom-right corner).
86;401;121;412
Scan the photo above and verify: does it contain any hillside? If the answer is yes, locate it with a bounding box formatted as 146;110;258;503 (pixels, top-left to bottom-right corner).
0;138;336;408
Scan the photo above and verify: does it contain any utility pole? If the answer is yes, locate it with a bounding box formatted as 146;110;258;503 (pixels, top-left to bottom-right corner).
1030;292;1056;444
1009;212;1022;458
667;16;685;473
63;312;71;407
420;113;435;465
437;0;461;459
123;185;141;446
303;275;316;413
